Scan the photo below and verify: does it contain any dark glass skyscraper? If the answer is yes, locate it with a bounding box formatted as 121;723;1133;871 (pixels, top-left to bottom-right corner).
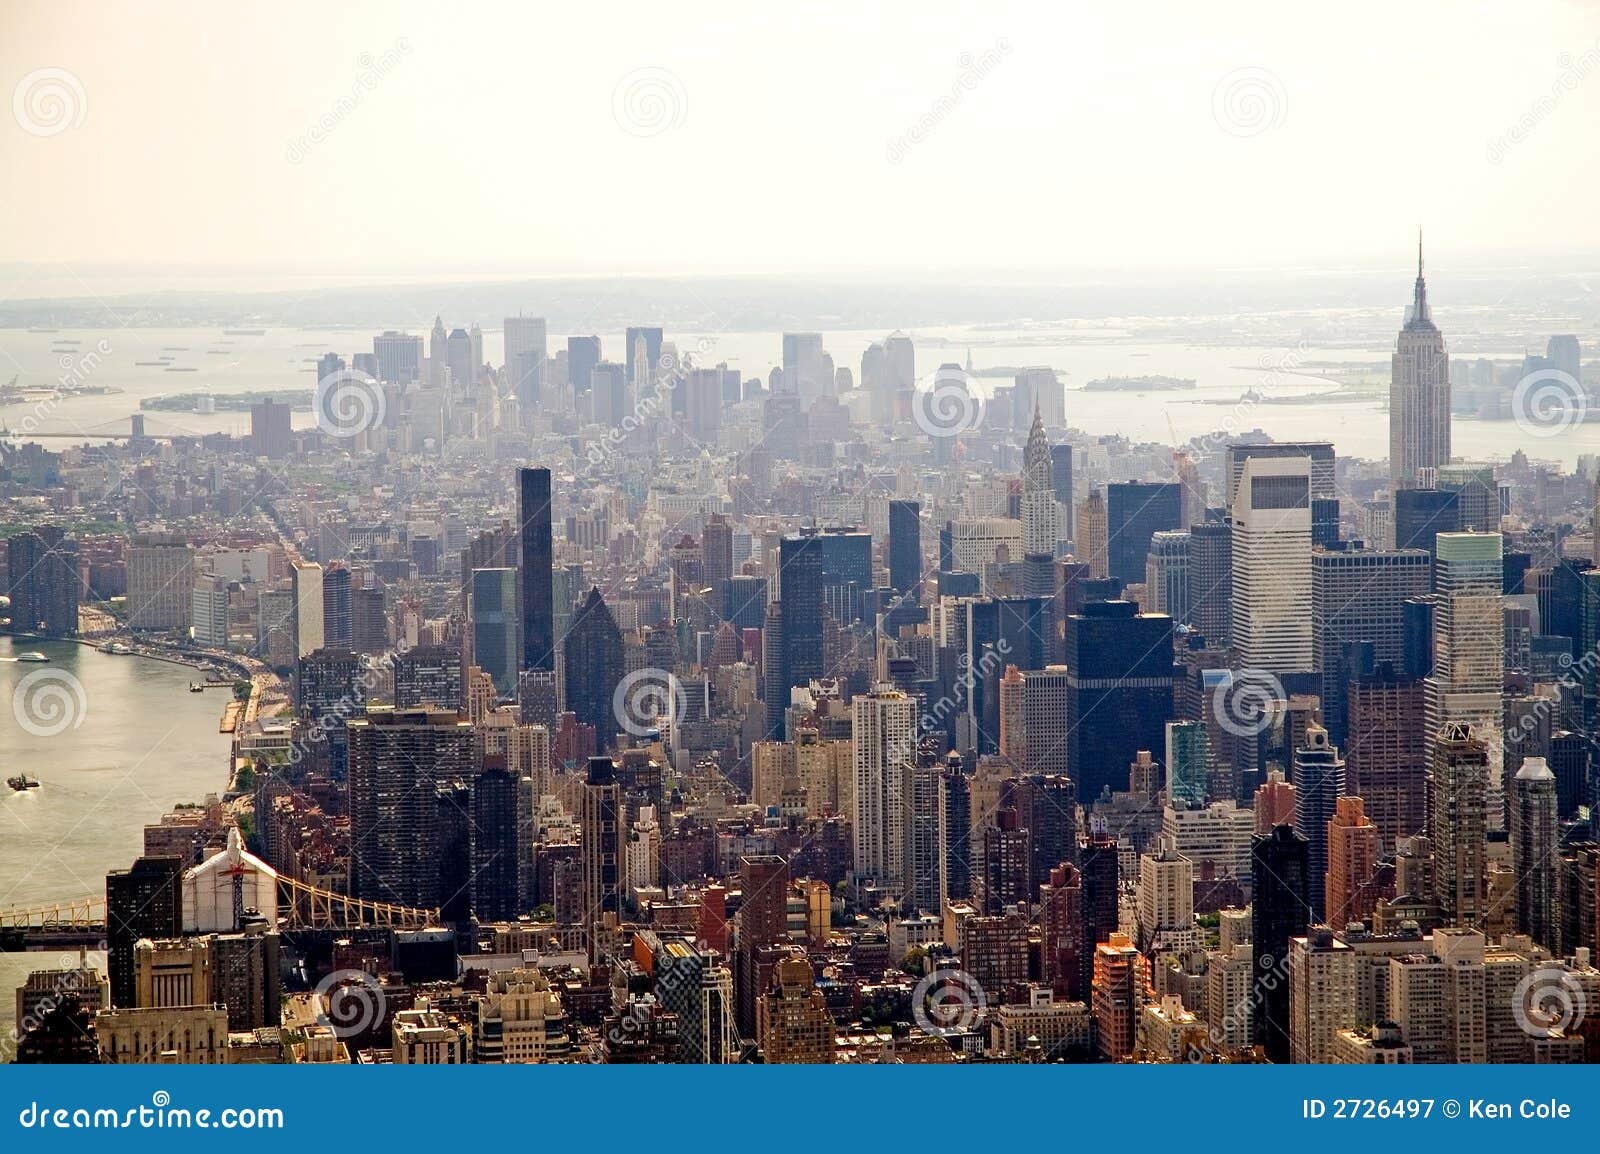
776;534;825;722
1050;443;1073;539
1062;600;1176;801
888;499;921;599
473;757;522;921
1393;488;1460;556
518;467;555;672
564;587;625;743
1105;481;1182;584
321;563;352;650
106;856;184;1007
1251;824;1312;1064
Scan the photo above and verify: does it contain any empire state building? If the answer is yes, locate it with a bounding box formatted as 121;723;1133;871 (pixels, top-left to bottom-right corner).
1389;236;1450;488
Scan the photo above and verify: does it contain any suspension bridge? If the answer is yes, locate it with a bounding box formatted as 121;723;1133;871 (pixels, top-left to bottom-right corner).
0;875;438;951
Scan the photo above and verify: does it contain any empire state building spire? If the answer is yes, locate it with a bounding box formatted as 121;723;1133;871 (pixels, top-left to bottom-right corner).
1406;229;1435;332
1390;233;1450;488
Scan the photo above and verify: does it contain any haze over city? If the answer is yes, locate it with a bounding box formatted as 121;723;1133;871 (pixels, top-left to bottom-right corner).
5;0;1600;291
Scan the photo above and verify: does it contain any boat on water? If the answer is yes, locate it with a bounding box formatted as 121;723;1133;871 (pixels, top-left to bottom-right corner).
7;774;40;791
15;651;49;662
98;641;133;654
189;682;205;692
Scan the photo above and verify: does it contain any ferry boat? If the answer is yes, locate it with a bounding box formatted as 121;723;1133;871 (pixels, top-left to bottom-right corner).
15;651;49;662
98;641;133;655
7;775;40;791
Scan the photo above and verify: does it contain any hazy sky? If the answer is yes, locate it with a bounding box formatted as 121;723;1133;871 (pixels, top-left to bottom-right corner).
5;1;1600;288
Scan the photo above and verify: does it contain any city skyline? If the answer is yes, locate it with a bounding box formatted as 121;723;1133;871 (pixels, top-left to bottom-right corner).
3;3;1600;1082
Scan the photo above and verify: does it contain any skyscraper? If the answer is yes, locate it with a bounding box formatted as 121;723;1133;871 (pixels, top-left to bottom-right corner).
518;467;555;673
1166;720;1210;809
471;567;520;699
1510;755;1559;949
564;587;625;743
106;856;184;1007
1187;519;1232;647
1145;529;1190;622
1430;721;1488;928
1389;236;1450;489
321;562;352;651
474;756;522;922
581;756;622;947
1075;489;1108;580
290;560;323;657
888;499;922;599
295;647;364;777
1251;823;1312;1063
6;525;79;637
1050;443;1074;540
1311;547;1432;746
567;335;601;397
851;686;916;896
1346;665;1427;850
1105;481;1181;585
1230;453;1312;674
1062;601;1176;802
348;708;477;910
504;315;547;408
1021;407;1062;557
1423;532;1504;825
1325;795;1381;928
1291;724;1345;920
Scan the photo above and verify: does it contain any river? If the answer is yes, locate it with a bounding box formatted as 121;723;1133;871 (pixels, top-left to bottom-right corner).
0;635;232;1045
3;324;1596;466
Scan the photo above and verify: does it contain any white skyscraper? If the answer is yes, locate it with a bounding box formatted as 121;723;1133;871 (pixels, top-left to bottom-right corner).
851;685;916;896
1389;236;1450;489
291;560;324;658
1229;453;1313;674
